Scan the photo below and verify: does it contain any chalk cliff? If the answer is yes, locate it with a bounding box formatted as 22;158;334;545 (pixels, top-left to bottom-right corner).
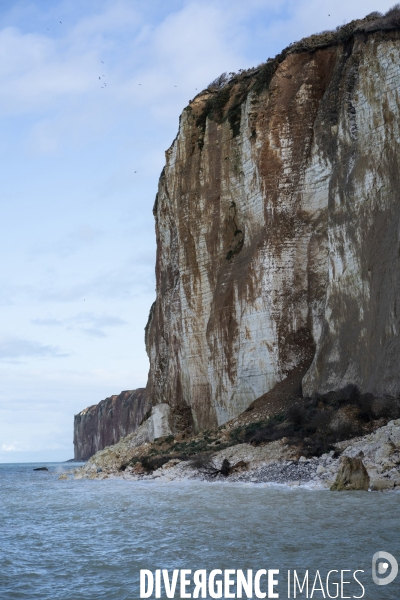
74;10;400;456
145;12;400;431
73;389;149;461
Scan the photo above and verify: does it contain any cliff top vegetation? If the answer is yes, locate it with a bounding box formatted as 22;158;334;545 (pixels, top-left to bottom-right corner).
191;5;400;138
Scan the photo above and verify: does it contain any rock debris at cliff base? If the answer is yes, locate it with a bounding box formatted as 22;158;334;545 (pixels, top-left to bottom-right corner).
72;423;400;491
73;397;400;491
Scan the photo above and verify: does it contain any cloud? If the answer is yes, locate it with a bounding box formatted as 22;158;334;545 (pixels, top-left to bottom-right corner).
34;260;155;303
80;327;107;338
32;225;103;258
32;311;128;337
0;1;143;115
0;337;68;360
0;0;255;156
31;318;63;326
72;312;127;327
0;251;156;308
1;443;18;452
0;27;94;114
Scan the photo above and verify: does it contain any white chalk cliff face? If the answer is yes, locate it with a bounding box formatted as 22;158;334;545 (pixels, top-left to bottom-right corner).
146;26;400;431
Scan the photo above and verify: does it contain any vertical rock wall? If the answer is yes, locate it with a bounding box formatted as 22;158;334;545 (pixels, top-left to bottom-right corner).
146;27;400;430
303;33;400;396
73;389;149;460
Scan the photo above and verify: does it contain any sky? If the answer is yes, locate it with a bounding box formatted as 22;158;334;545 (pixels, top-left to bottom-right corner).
0;0;396;463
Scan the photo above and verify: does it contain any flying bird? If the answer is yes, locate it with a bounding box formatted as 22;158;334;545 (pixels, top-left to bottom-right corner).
101;61;104;64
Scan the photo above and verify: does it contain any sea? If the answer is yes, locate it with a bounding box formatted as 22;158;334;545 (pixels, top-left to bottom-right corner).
0;463;399;600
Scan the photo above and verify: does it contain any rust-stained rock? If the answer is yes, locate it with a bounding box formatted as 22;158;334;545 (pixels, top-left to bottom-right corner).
146;19;400;430
73;389;150;461
330;456;370;491
230;460;248;473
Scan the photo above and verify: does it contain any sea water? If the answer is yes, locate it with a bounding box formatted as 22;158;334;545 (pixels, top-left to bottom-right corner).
0;463;399;600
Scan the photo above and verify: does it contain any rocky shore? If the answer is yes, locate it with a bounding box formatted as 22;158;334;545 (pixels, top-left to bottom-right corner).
71;418;400;492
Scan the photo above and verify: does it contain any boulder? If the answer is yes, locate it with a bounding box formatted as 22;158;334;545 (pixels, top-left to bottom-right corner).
370;478;395;491
149;404;173;441
330;456;370;491
230;460;248;473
